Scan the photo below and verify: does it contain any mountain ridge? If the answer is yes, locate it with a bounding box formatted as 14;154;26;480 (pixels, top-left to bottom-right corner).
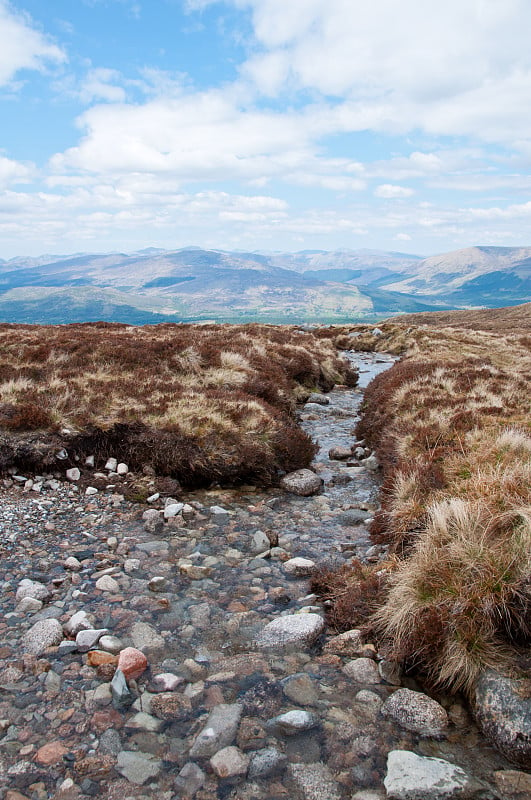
0;245;528;324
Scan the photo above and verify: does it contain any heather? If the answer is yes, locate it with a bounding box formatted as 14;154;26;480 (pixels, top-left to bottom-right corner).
0;322;357;487
312;306;531;693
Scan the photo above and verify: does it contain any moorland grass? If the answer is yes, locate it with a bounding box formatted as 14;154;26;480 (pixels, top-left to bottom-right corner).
0;321;357;487
312;308;531;692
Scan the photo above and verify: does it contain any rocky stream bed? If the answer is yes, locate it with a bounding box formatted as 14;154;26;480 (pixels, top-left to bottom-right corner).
0;352;529;800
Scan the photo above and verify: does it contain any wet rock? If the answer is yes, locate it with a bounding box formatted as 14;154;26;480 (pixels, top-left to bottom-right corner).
343;657;381;684
280;469;323;496
76;628;109;652
210;746;249;778
283;557;317;577
267;709;319;735
323;629;366;657
255;613;325;651
288;762;342;800
281;673;319;706
16;579;50;603
307;393;330;405
22;618;63;655
16;596;43;614
148;576;167;592
381;688;449;738
34;740;68;765
64;610;92;636
151;672;183;692
174;762;206;798
475;669;531;768
150;692;192;720
111;668;134;710
118;646;148;680
130;621;165;655
116;750;162;785
248;747;287;779
95;575;120;592
384;750;475;799
379;659;402;685
98;634;124;654
328;446;353;460
493;769;531;800
189;703;243;758
125;711;164;733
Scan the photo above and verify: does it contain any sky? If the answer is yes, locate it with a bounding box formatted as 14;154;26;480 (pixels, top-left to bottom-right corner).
1;0;531;259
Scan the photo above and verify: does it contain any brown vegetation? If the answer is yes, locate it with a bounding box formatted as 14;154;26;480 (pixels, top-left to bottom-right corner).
313;307;531;693
0;322;357;486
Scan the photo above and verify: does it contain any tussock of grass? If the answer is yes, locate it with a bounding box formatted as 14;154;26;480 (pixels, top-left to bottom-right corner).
0;322;357;486
313;307;531;692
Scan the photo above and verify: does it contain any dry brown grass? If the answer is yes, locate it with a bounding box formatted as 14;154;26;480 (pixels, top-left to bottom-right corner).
0;322;357;486
312;306;531;692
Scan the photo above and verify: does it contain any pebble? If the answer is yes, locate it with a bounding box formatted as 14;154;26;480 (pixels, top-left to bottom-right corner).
210;746;249;778
22;618;63;654
117;647;148;680
116;751;163;785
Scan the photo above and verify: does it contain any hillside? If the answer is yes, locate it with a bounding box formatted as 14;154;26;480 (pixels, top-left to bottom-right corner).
0;245;529;323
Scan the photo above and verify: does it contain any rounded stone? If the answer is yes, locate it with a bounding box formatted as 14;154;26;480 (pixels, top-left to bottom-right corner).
475;669;531;768
280;469;323;496
117;647;148;680
381;688;449;738
255;613;325;651
343;657;381;684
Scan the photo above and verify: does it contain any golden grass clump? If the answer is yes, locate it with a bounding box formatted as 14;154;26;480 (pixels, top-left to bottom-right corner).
313;305;531;692
0;321;357;487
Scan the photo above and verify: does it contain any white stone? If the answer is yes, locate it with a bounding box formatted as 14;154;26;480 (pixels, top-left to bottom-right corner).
66;468;81;481
255;613;325;651
85;455;95;467
152;673;184;692
64;609;92;636
283;557;316;577
146;493;160;503
85;486;98;496
95;575;120;592
164;503;184;519
23;619;63;655
105;457;118;472
384;750;472;799
64;556;81;571
124;558;141;573
269;709;318;734
98;634;124;654
16;579;50;603
76;628;109;652
116;462;128;475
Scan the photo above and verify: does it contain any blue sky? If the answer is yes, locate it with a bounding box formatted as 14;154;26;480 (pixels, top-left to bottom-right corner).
1;0;531;258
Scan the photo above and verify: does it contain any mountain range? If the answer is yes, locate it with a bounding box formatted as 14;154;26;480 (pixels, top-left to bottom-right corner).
0;245;529;324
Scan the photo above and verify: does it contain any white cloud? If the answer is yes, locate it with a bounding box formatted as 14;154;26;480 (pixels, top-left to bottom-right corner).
0;1;66;86
374;184;414;199
77;68;127;104
193;1;531;146
0;155;34;188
